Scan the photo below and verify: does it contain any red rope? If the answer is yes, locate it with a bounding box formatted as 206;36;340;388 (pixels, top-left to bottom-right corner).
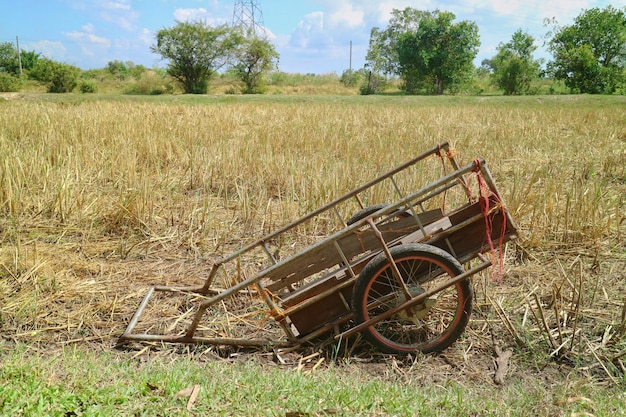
473;159;506;282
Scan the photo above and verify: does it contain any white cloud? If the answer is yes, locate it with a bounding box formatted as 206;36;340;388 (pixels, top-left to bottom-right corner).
103;12;137;31
537;0;593;22
64;31;111;48
116;16;137;31
174;7;208;21
173;7;227;25
81;23;96;33
290;12;327;49
64;30;111;57
311;0;427;27
271;33;291;49
373;0;434;24
287;2;369;51
327;3;365;28
104;1;131;11
23;40;67;61
488;0;526;16
63;1;138;31
96;0;138;31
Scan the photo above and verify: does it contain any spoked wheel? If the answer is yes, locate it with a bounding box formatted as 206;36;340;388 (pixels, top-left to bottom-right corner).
351;243;473;354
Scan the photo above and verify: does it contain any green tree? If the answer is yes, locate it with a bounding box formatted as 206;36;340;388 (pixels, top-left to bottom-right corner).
232;35;279;94
0;42;20;75
365;8;429;76
395;10;479;94
19;50;41;72
546;5;626;94
151;21;242;94
489;29;541;95
106;60;130;80
29;58;81;93
106;60;147;80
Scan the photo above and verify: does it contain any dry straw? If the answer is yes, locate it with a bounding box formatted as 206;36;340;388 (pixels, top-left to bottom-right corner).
0;95;624;381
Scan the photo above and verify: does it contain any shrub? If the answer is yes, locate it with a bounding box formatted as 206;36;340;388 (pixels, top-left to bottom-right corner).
128;64;147;80
340;69;360;87
29;58;80;93
359;71;387;95
79;80;98;93
106;60;147;81
106;60;129;80
81;69;106;81
0;73;22;92
268;71;286;85
125;71;174;95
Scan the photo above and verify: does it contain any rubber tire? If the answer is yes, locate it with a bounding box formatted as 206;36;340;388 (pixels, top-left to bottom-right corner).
351;243;473;354
346;204;389;226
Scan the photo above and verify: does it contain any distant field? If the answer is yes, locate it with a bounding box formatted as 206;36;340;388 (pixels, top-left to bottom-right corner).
0;93;624;415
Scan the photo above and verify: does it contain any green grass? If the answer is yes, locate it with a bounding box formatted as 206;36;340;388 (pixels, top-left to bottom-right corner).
1;342;624;416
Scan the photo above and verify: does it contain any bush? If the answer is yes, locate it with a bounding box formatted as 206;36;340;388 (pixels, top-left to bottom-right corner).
125;71;174;95
268;71;286;85
340;69;360;87
81;69;106;81
106;60;148;81
107;60;129;80
30;58;80;93
79;80;98;93
359;71;387;95
0;73;22;92
615;72;626;95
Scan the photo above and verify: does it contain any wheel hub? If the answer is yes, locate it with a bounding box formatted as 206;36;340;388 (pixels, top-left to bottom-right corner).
396;285;437;323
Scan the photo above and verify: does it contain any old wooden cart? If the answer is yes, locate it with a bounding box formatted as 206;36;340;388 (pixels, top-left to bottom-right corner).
120;142;518;354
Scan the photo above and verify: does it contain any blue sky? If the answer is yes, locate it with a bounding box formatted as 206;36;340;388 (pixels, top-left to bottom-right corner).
1;0;624;74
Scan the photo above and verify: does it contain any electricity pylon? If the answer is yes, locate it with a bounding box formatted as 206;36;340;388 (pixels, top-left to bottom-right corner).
233;0;266;38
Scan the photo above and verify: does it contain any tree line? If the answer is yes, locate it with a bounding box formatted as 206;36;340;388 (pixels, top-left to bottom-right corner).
0;22;278;95
1;5;624;95
363;5;625;95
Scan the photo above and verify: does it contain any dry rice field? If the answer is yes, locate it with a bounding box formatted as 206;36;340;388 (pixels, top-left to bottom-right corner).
1;93;625;388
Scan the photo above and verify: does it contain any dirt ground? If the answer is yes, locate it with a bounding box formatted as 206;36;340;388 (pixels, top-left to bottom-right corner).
1;232;623;389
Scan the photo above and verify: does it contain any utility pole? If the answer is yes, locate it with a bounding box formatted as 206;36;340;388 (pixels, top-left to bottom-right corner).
16;36;22;75
349;40;352;72
233;0;266;39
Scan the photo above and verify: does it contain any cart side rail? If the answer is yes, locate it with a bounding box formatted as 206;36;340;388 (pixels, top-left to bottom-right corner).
196;157;484;308
259;158;484;290
263;208;443;292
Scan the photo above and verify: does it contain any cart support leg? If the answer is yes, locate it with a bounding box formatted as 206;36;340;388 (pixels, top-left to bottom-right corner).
367;218;413;301
120;286;155;340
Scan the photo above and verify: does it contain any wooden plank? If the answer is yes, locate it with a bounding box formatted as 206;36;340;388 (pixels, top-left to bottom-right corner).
280;215;453;307
265;208;443;292
281;215;453;336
